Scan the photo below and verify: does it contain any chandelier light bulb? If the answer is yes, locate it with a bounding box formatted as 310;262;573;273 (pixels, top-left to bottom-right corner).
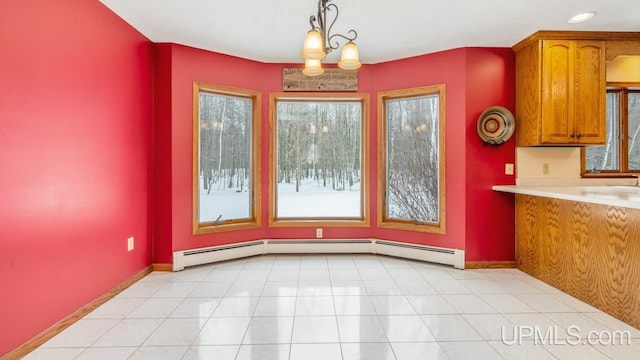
338;41;361;70
301;30;326;60
303;58;324;76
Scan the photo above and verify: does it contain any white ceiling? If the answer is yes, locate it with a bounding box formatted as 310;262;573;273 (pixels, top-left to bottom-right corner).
99;0;640;64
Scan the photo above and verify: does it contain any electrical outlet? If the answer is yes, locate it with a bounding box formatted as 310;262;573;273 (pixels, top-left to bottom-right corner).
127;237;134;252
542;163;550;175
505;163;514;175
316;228;323;238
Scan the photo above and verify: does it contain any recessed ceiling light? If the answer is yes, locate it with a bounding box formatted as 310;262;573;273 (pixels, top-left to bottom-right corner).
568;11;597;24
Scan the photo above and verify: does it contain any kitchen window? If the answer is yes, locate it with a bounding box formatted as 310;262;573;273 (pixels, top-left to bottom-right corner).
192;82;261;234
269;93;369;226
583;87;640;175
378;85;446;233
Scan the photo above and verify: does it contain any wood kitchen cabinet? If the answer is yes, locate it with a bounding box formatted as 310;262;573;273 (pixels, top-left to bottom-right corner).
516;194;640;329
514;33;606;146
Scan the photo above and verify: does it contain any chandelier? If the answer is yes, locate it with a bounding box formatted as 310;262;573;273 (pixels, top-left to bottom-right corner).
301;0;361;76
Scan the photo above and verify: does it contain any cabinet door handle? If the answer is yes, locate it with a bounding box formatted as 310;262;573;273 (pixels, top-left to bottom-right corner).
576;133;582;138
570;133;575;138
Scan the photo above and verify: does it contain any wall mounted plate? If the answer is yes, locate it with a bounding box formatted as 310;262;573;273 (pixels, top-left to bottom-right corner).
477;106;515;146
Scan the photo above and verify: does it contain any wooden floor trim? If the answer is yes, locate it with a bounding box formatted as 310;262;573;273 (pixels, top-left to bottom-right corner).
465;261;517;269
152;263;173;271
1;266;152;360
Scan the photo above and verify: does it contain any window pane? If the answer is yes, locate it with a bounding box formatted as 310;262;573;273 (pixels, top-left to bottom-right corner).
198;92;252;222
628;92;640;171
276;101;362;218
386;94;440;223
586;92;619;172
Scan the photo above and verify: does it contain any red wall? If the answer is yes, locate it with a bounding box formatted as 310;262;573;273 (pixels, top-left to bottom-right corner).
464;48;517;261
0;0;153;356
153;44;175;264
154;44;515;262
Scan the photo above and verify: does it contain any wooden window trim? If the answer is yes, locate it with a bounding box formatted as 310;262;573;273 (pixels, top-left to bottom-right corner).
268;92;370;228
377;85;447;234
192;82;262;234
582;86;640;177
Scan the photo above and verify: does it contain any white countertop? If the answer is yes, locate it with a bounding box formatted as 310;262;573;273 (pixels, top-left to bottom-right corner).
492;185;640;210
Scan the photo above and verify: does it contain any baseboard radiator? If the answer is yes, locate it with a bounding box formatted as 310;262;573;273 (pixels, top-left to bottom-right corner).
172;239;464;271
173;240;264;271
374;240;465;269
265;239;374;254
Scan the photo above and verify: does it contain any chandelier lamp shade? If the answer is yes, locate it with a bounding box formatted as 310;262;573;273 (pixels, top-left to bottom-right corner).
301;0;361;76
303;58;325;76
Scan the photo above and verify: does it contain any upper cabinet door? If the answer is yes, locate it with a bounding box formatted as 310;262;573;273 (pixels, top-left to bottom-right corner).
541;40;573;144
572;40;606;144
514;35;607;146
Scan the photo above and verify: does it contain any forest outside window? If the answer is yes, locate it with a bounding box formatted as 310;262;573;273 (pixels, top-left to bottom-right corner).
584;87;640;175
378;85;446;233
270;93;369;225
193;82;261;234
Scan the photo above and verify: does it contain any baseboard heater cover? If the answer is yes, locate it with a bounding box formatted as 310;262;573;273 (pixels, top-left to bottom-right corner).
265;239;374;254
171;239;464;271
374;240;465;269
172;240;265;271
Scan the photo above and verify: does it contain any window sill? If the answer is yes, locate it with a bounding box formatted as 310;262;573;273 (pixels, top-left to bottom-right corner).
378;221;446;234
581;172;640;179
194;221;261;235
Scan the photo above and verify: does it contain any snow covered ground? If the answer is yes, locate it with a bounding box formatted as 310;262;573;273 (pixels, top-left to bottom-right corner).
199;184;250;222
199;178;361;221
277;179;361;218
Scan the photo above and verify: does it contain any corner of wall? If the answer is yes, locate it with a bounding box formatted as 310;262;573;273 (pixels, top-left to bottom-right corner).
152;43;175;264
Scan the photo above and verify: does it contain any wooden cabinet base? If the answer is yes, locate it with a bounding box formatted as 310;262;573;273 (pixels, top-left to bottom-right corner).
516;194;640;329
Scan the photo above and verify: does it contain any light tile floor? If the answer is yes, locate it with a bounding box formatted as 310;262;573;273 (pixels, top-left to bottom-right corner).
25;254;640;360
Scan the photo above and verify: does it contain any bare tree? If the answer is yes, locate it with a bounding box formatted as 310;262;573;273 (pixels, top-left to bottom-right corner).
386;95;440;222
276;101;361;192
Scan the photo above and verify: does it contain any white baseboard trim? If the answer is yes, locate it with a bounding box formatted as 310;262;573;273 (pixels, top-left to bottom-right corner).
173;240;264;271
265;239;374;254
374;240;465;269
172;238;465;271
